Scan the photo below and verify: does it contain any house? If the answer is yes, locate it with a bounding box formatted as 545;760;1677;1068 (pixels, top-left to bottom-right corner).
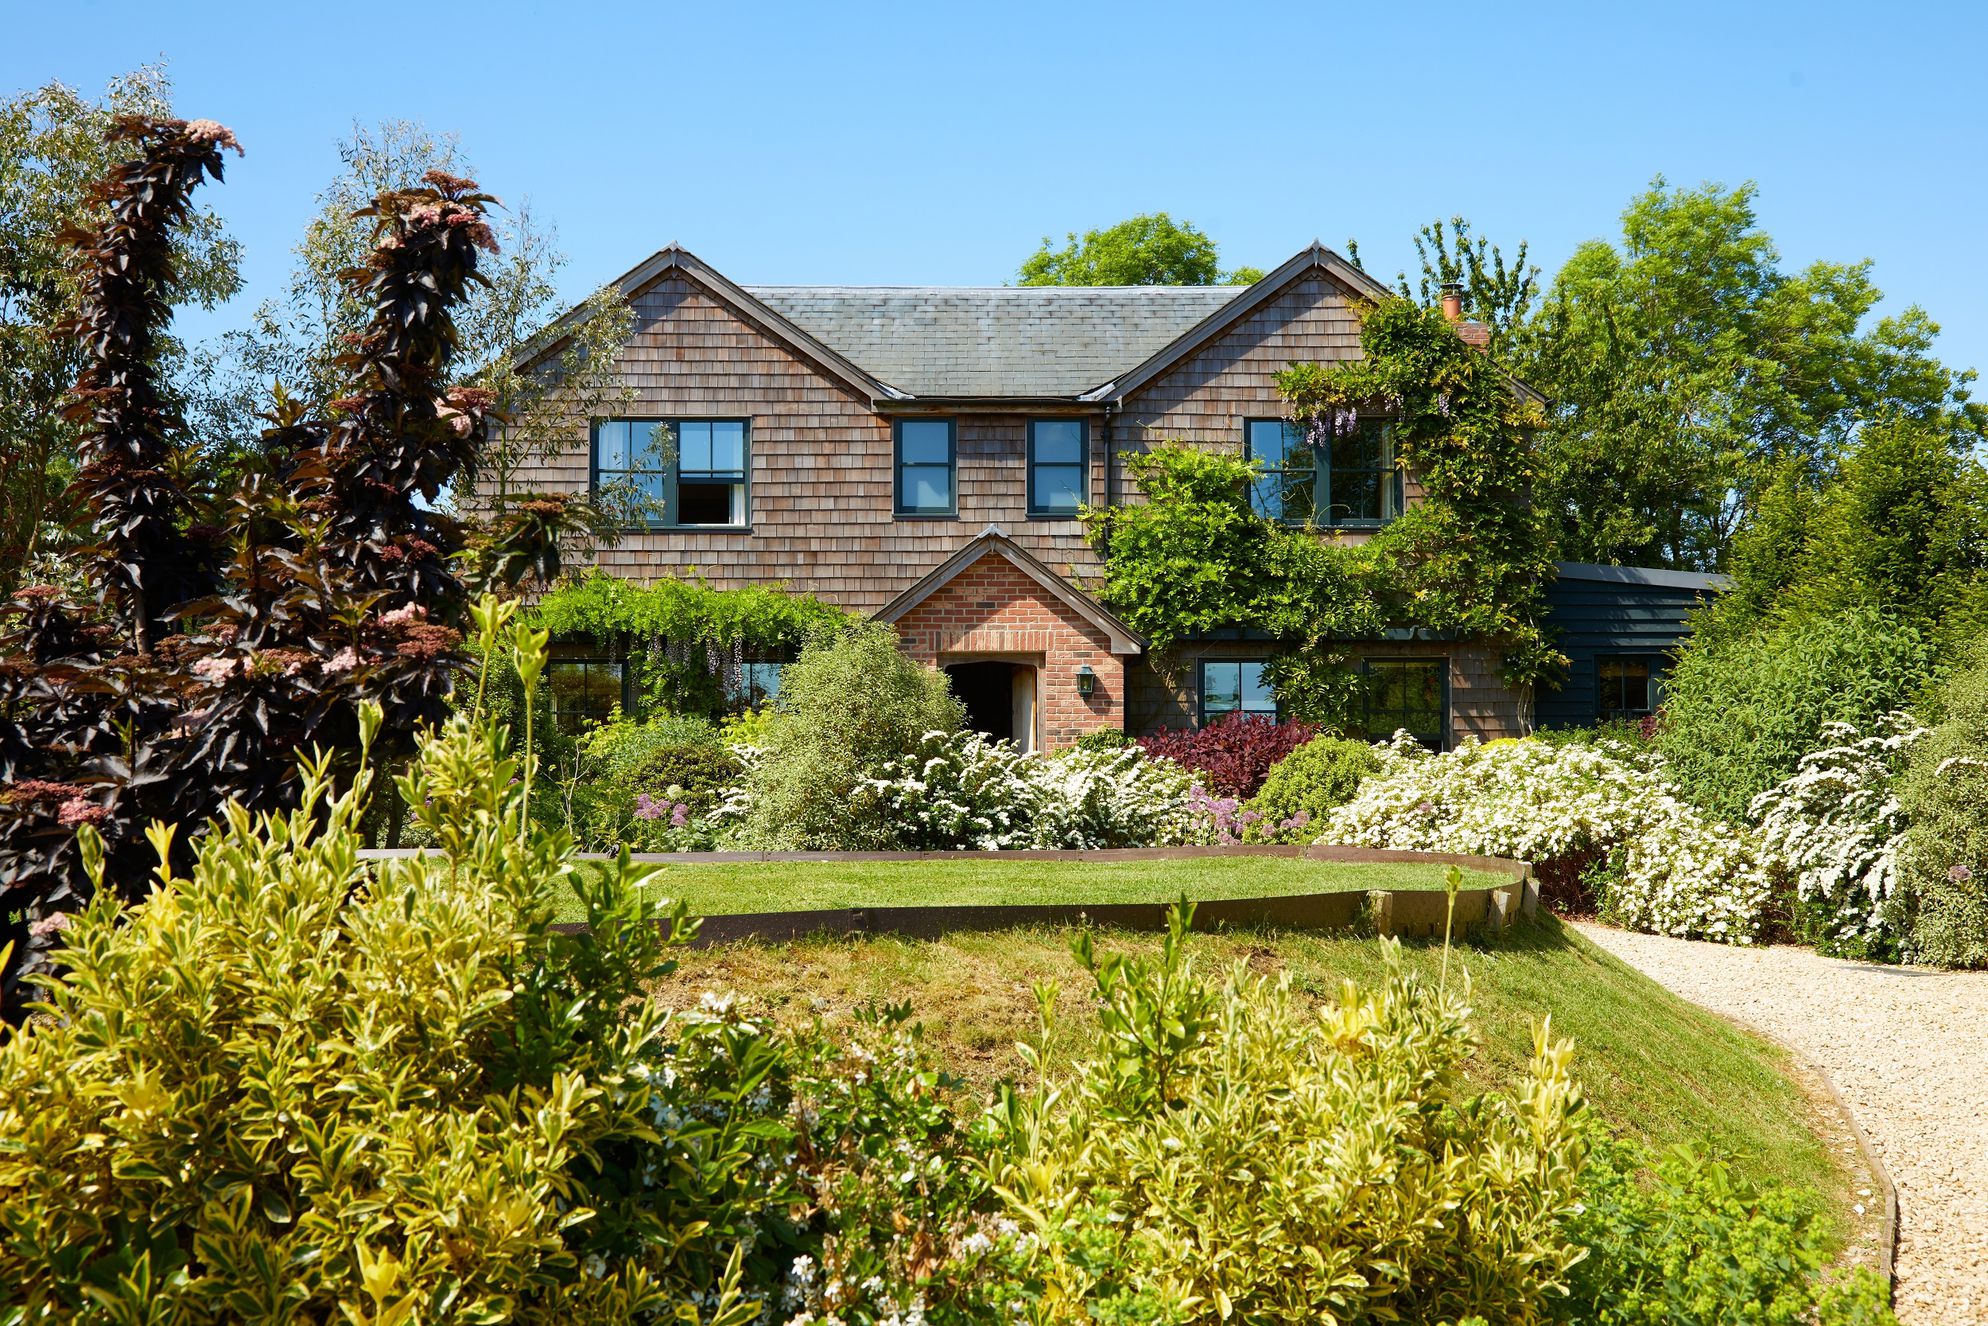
500;242;1702;749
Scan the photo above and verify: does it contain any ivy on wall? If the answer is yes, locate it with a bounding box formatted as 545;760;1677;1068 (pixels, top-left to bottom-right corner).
530;568;850;715
1084;297;1561;725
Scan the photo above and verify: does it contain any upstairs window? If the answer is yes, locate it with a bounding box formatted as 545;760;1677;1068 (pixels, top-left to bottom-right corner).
593;418;748;528
895;419;956;516
1361;658;1447;748
1199;659;1277;725
1028;419;1089;515
1245;418;1401;527
674;420;749;526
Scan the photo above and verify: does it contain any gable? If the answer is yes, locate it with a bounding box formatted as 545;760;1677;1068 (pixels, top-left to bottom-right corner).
876;528;1142;655
1117;270;1366;430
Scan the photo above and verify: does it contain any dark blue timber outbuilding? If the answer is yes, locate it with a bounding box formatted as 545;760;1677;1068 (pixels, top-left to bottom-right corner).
1537;562;1729;729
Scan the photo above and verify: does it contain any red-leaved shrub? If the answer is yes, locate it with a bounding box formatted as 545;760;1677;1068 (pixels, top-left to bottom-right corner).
1139;713;1317;799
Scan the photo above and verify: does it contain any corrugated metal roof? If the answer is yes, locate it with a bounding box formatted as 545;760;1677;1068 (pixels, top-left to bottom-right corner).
744;284;1245;399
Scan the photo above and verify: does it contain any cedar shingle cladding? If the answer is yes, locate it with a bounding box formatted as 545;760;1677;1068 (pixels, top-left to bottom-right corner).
513;266;1385;611
525;273;1097;610
504;251;1532;742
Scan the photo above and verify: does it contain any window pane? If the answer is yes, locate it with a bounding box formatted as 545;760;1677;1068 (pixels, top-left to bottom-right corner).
1256;469;1315;523
728;660;784;709
596;421;629;473
1033;464;1084;512
1202;662;1242;717
1331;468;1382;522
548;661;623;734
1363;660;1445;745
905;466;952;510
1239;662;1276;714
709;421;746;474
1599;657;1655;718
677;481;741;526
899;421;951;464
678;421;711;472
1331;420;1386;472
1032;420;1085;464
1247;420;1295;466
632;421;669;470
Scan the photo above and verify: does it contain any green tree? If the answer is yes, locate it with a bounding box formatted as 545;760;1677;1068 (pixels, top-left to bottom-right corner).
218;119;635;514
1713;414;1988;658
1515;177;1982;570
0;66;241;591
1348;216;1540;351
1018;212;1260;286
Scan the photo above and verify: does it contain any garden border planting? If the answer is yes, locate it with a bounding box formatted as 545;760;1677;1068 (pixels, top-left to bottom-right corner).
360;844;1537;946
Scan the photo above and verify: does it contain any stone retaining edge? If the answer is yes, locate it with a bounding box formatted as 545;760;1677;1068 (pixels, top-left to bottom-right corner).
357;845;1538;947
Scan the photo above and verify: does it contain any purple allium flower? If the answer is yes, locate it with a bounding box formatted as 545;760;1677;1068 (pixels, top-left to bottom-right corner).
634;793;665;821
670;802;691;828
1951;863;1974;884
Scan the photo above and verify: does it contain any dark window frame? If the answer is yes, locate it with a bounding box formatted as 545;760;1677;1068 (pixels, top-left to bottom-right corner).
1026;418;1090;517
725;657;789;712
545;653;633;734
1596;653;1661;721
589;416;752;531
894;418;958;517
1243;417;1403;529
1196;657;1279;726
1359;657;1450;749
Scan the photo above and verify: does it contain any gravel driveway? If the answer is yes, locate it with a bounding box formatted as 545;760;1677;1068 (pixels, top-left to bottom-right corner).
1574;923;1988;1326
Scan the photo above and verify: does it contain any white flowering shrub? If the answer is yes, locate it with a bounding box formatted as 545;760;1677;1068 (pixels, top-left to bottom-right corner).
1750;714;1925;958
852;730;1044;850
1033;745;1204;848
1321;736;1775;943
847;731;1209;851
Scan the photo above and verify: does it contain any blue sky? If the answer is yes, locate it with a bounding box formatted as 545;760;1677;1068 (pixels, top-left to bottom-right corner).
10;0;1988;381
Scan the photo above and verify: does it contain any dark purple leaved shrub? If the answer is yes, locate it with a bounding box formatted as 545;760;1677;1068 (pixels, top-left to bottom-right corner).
1139;713;1317;799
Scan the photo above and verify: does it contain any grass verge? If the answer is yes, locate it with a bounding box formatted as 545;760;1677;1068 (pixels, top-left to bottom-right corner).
654;915;1856;1225
557;854;1508;921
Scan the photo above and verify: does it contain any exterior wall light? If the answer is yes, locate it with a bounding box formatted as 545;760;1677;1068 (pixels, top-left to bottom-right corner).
1076;663;1097;697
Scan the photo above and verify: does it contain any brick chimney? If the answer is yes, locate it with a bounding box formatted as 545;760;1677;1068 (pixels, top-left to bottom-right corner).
1439;281;1465;323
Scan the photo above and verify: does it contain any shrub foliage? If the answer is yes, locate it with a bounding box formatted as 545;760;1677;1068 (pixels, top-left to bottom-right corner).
1243;734;1383;843
0;119;526;1010
0;604;997;1324
989;906;1590;1323
1138;713;1316;800
1323;736;1773;943
1751;714;1924;959
737;621;964;849
1896;650;1988;967
1654;606;1934;821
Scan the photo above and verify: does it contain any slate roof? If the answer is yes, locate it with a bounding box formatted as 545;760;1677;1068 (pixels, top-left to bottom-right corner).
744;284;1244;399
1553;561;1731;592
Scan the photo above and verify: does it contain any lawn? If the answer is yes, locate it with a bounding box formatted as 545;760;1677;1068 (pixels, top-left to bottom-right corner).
652;916;1871;1245
556;853;1509;921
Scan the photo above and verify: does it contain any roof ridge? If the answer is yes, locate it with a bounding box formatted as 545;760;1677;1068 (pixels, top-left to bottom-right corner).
744;283;1245;292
